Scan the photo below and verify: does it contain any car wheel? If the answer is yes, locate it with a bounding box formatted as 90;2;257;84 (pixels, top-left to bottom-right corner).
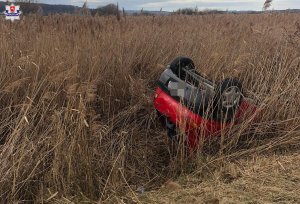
214;78;243;121
165;118;190;157
156;110;166;127
169;57;195;80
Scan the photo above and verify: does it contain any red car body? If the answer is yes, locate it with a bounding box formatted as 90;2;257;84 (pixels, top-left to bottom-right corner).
154;86;257;149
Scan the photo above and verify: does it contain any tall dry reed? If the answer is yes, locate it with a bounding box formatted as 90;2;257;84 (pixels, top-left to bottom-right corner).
0;14;299;202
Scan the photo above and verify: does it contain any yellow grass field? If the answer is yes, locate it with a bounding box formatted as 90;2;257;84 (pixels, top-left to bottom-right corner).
0;14;299;203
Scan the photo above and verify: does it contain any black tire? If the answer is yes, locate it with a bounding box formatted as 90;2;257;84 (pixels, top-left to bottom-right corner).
156;110;166;128
213;78;243;121
165;120;188;157
165;118;179;156
166;118;177;140
169;57;195;80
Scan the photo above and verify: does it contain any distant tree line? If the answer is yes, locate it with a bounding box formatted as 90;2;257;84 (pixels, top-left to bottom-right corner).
175;8;227;15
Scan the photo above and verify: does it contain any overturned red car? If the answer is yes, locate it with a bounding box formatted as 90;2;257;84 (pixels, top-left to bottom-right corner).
153;57;257;149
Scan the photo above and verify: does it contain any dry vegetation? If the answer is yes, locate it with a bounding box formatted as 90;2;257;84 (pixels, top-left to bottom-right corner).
142;152;300;203
0;13;299;203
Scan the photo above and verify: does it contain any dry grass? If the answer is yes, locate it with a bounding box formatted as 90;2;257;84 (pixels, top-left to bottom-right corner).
141;152;300;203
0;13;299;202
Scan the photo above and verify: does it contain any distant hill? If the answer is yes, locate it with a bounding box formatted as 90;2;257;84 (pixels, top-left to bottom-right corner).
36;3;79;15
0;1;79;15
0;1;299;16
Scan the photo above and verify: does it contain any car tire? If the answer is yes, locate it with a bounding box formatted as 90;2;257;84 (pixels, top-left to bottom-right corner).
156;110;166;127
169;57;195;80
214;78;243;121
165;118;190;157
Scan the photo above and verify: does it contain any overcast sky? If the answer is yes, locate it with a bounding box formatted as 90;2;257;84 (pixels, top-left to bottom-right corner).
36;0;300;11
